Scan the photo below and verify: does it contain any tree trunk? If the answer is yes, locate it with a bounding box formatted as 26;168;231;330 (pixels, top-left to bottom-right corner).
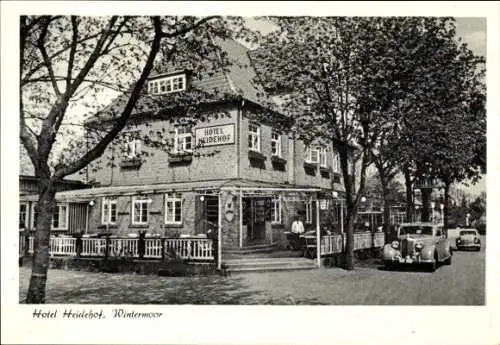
381;184;392;243
26;178;56;304
404;168;413;222
421;189;431;222
443;181;451;232
344;207;355;270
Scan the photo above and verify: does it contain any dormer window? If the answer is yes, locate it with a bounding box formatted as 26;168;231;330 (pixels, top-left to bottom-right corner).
148;74;186;95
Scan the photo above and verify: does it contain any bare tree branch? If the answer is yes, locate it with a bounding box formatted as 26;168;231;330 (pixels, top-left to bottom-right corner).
36;18;61;96
66;16;79;89
54;16;164;180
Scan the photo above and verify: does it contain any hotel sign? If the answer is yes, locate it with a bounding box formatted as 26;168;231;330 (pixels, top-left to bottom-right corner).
196;124;235;147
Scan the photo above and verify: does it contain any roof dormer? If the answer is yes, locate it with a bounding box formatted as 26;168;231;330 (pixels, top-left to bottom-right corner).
147;70;190;95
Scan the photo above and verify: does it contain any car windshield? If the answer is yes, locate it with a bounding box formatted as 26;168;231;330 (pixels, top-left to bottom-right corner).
399;226;434;236
460;230;477;236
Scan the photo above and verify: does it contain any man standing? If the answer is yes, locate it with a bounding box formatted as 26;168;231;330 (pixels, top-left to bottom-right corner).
291;215;305;236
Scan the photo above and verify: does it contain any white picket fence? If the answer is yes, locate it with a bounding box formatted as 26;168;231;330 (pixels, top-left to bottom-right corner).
21;236;214;261
165;238;214;260
49;237;77;256
144;239;163;258
81;238;107;256
320;232;386;255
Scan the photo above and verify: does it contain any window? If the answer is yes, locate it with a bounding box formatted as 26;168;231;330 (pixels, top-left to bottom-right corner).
31;203;38;229
165;193;182;224
305;198;312;224
319;148;327;167
271;131;282;157
332;150;341;173
102;197;117;225
248;123;260;152
148;74;186;95
174;127;192;153
51;204;68;230
305;146;319;164
271;197;281;224
20;203;27;228
124;139;142;159
29;203;68;230
132;196;150;225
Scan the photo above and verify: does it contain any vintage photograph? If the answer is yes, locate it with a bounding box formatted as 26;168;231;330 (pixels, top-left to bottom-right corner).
16;13;487;308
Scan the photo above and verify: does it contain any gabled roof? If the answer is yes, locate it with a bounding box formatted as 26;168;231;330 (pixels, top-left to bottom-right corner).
86;38;269;125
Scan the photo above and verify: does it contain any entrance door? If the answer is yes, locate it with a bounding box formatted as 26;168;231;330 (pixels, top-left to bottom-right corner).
205;196;219;230
197;195;219;234
246;198;266;244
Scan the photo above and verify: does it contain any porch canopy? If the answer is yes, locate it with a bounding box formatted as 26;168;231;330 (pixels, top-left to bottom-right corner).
194;179;331;200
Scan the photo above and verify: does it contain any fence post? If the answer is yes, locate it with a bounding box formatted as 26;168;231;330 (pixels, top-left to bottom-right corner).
104;234;110;259
138;231;145;259
161;238;166;262
75;233;82;258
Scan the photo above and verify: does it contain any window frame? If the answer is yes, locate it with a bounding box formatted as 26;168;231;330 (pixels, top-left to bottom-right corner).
271;131;282;157
271;196;282;224
174;127;193;154
319;147;328;167
165;193;183;225
248;123;261;152
131;196;150;225
124;138;142;160
305;146;320;164
101;197;117;225
51;203;69;230
148;74;186;95
19;202;28;229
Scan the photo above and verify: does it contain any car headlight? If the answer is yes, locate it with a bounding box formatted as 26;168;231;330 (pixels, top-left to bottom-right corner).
456;238;462;244
415;242;424;251
474;238;480;244
391;241;399;249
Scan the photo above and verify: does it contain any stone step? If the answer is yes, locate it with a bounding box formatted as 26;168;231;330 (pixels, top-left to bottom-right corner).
224;243;277;255
228;265;317;274
223;257;317;273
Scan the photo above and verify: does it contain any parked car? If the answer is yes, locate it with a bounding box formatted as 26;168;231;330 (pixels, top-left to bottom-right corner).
382;222;453;272
456;229;481;251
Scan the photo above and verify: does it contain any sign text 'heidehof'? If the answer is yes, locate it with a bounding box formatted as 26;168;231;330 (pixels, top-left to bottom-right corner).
196;124;235;147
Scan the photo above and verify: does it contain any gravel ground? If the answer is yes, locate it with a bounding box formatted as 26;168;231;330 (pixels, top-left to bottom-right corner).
19;240;484;305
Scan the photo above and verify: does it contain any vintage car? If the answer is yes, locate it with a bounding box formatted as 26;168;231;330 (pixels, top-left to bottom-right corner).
455;229;481;251
382;222;453;272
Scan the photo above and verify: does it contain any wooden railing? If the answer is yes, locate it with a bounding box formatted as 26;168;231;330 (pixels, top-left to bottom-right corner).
21;235;214;261
165;238;214;260
144;239;163;258
81;238;107;256
320;232;386;256
109;238;139;257
49;237;77;256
